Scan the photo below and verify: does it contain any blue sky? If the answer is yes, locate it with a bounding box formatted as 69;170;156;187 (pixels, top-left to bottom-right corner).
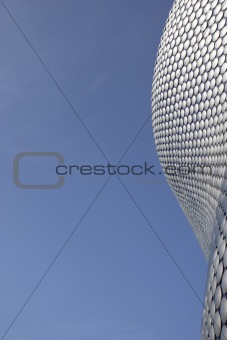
0;1;207;339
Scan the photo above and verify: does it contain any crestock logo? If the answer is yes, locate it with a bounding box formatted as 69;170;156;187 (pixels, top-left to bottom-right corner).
55;163;156;176
13;152;213;189
13;152;65;189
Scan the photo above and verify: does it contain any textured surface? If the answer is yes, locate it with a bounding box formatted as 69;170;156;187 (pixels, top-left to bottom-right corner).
151;0;227;338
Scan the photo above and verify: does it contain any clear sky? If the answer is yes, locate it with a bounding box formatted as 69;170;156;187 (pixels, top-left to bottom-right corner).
0;1;207;339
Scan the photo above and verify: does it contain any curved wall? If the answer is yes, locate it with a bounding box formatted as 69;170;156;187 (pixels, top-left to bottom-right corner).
151;0;227;338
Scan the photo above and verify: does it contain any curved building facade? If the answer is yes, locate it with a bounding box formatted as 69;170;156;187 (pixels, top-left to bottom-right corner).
151;0;227;338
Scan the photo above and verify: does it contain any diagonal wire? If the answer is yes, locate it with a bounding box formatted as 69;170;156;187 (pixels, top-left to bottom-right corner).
117;113;151;164
0;0;109;164
0;175;111;340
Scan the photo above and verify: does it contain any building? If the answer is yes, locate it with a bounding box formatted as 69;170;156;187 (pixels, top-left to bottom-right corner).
151;0;227;338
